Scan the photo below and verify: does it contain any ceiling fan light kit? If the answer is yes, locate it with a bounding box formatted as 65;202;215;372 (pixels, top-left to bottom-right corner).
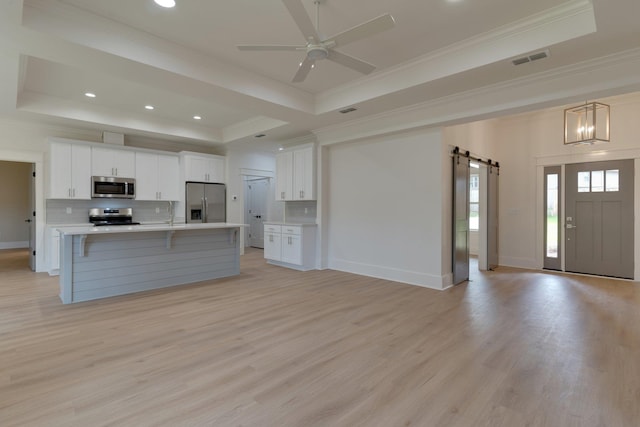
237;0;395;82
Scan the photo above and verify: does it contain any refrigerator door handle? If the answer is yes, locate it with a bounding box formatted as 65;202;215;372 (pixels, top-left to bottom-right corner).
204;197;208;222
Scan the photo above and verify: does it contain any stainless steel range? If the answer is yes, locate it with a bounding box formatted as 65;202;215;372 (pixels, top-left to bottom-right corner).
89;208;140;226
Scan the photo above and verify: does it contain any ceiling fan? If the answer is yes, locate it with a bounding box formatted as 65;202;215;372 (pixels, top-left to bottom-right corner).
237;0;395;83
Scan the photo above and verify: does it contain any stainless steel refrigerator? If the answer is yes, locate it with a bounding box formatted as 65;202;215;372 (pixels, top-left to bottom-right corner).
185;182;226;223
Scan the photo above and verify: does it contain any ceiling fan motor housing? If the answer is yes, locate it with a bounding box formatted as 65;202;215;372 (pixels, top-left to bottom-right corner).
307;45;328;60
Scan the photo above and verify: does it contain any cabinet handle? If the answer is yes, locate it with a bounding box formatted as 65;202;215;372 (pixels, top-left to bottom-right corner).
300;190;303;198
68;188;71;197
281;191;285;200
115;168;118;176
72;188;76;197
159;192;162;200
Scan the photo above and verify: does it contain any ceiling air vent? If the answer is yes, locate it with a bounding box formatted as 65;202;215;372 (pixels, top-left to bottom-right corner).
339;107;357;114
511;49;550;66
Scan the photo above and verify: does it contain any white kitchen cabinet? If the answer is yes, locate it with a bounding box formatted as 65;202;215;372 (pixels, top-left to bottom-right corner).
182;153;225;183
263;223;316;270
292;146;315;201
275;151;293;201
263;224;282;261
48;141;92;199
275;145;315;201
92;146;135;177
135;152;180;201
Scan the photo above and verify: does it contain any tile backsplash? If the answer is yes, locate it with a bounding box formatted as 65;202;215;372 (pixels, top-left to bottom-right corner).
284;200;317;224
46;199;174;224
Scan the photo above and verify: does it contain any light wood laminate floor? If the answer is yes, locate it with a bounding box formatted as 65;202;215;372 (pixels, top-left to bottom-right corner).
1;248;639;427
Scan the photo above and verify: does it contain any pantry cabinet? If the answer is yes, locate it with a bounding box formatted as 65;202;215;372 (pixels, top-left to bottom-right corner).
135;152;180;201
48;141;92;199
275;145;315;201
92;146;135;177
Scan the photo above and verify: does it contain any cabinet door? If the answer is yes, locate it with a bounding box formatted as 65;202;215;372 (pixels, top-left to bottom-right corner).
264;232;282;261
157;155;180;200
186;156;208;181
113;150;135;177
293;147;315;200
70;144;92;199
208;157;225;183
281;233;302;265
49;142;73;198
135;152;159;201
276;151;293;201
92;147;135;177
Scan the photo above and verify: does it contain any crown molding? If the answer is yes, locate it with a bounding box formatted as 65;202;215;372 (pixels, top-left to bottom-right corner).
313;48;640;146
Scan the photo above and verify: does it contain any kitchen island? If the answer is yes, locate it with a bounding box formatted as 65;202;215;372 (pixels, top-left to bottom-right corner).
57;223;245;304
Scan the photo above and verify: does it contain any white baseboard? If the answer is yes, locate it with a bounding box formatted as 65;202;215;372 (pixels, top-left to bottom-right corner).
329;258;450;290
498;256;539;270
0;241;28;250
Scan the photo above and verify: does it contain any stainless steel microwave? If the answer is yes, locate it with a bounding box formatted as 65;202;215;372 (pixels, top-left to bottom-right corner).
91;176;136;199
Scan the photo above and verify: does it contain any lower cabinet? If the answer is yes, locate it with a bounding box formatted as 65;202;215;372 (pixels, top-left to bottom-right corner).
263;223;316;271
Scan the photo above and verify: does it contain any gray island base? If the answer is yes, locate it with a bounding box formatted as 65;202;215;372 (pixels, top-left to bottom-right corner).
58;223;245;304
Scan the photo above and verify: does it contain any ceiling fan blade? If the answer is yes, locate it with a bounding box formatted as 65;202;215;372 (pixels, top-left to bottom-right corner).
327;50;376;75
292;57;315;83
237;45;304;51
282;0;319;42
325;14;395;48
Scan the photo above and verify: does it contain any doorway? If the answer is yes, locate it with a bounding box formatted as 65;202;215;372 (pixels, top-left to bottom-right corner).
244;177;270;248
0;160;35;271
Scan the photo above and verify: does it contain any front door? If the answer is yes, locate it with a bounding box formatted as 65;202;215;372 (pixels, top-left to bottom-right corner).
565;160;634;278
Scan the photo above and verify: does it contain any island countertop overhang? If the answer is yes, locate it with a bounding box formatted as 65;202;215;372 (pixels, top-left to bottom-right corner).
57;222;247;236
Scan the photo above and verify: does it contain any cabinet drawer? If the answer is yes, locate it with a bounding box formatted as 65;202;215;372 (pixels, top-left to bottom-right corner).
282;226;301;235
264;224;282;233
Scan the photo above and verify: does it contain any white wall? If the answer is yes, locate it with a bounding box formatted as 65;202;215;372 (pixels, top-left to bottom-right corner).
325;127;451;289
0;161;31;247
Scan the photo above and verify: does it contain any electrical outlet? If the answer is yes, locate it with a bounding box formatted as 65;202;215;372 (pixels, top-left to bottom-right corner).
155;207;160;214
66;207;72;214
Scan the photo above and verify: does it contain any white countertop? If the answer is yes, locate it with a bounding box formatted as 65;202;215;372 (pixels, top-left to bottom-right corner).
57;222;247;236
263;222;317;227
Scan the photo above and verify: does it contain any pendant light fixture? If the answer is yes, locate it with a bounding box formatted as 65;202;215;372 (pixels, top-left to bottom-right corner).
564;101;610;145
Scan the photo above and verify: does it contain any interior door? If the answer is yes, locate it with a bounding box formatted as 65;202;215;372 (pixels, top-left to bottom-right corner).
565;160;634;278
246;178;269;248
452;153;470;285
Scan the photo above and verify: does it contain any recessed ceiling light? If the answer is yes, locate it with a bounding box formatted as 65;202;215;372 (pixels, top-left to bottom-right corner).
84;92;96;98
193;115;202;120
278;147;284;151
255;134;266;138
154;0;176;8
145;105;154;110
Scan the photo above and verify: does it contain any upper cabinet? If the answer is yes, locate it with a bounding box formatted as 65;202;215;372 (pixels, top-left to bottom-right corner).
182;152;225;183
276;145;316;201
92;146;135;177
135;152;180;201
48;141;92;199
